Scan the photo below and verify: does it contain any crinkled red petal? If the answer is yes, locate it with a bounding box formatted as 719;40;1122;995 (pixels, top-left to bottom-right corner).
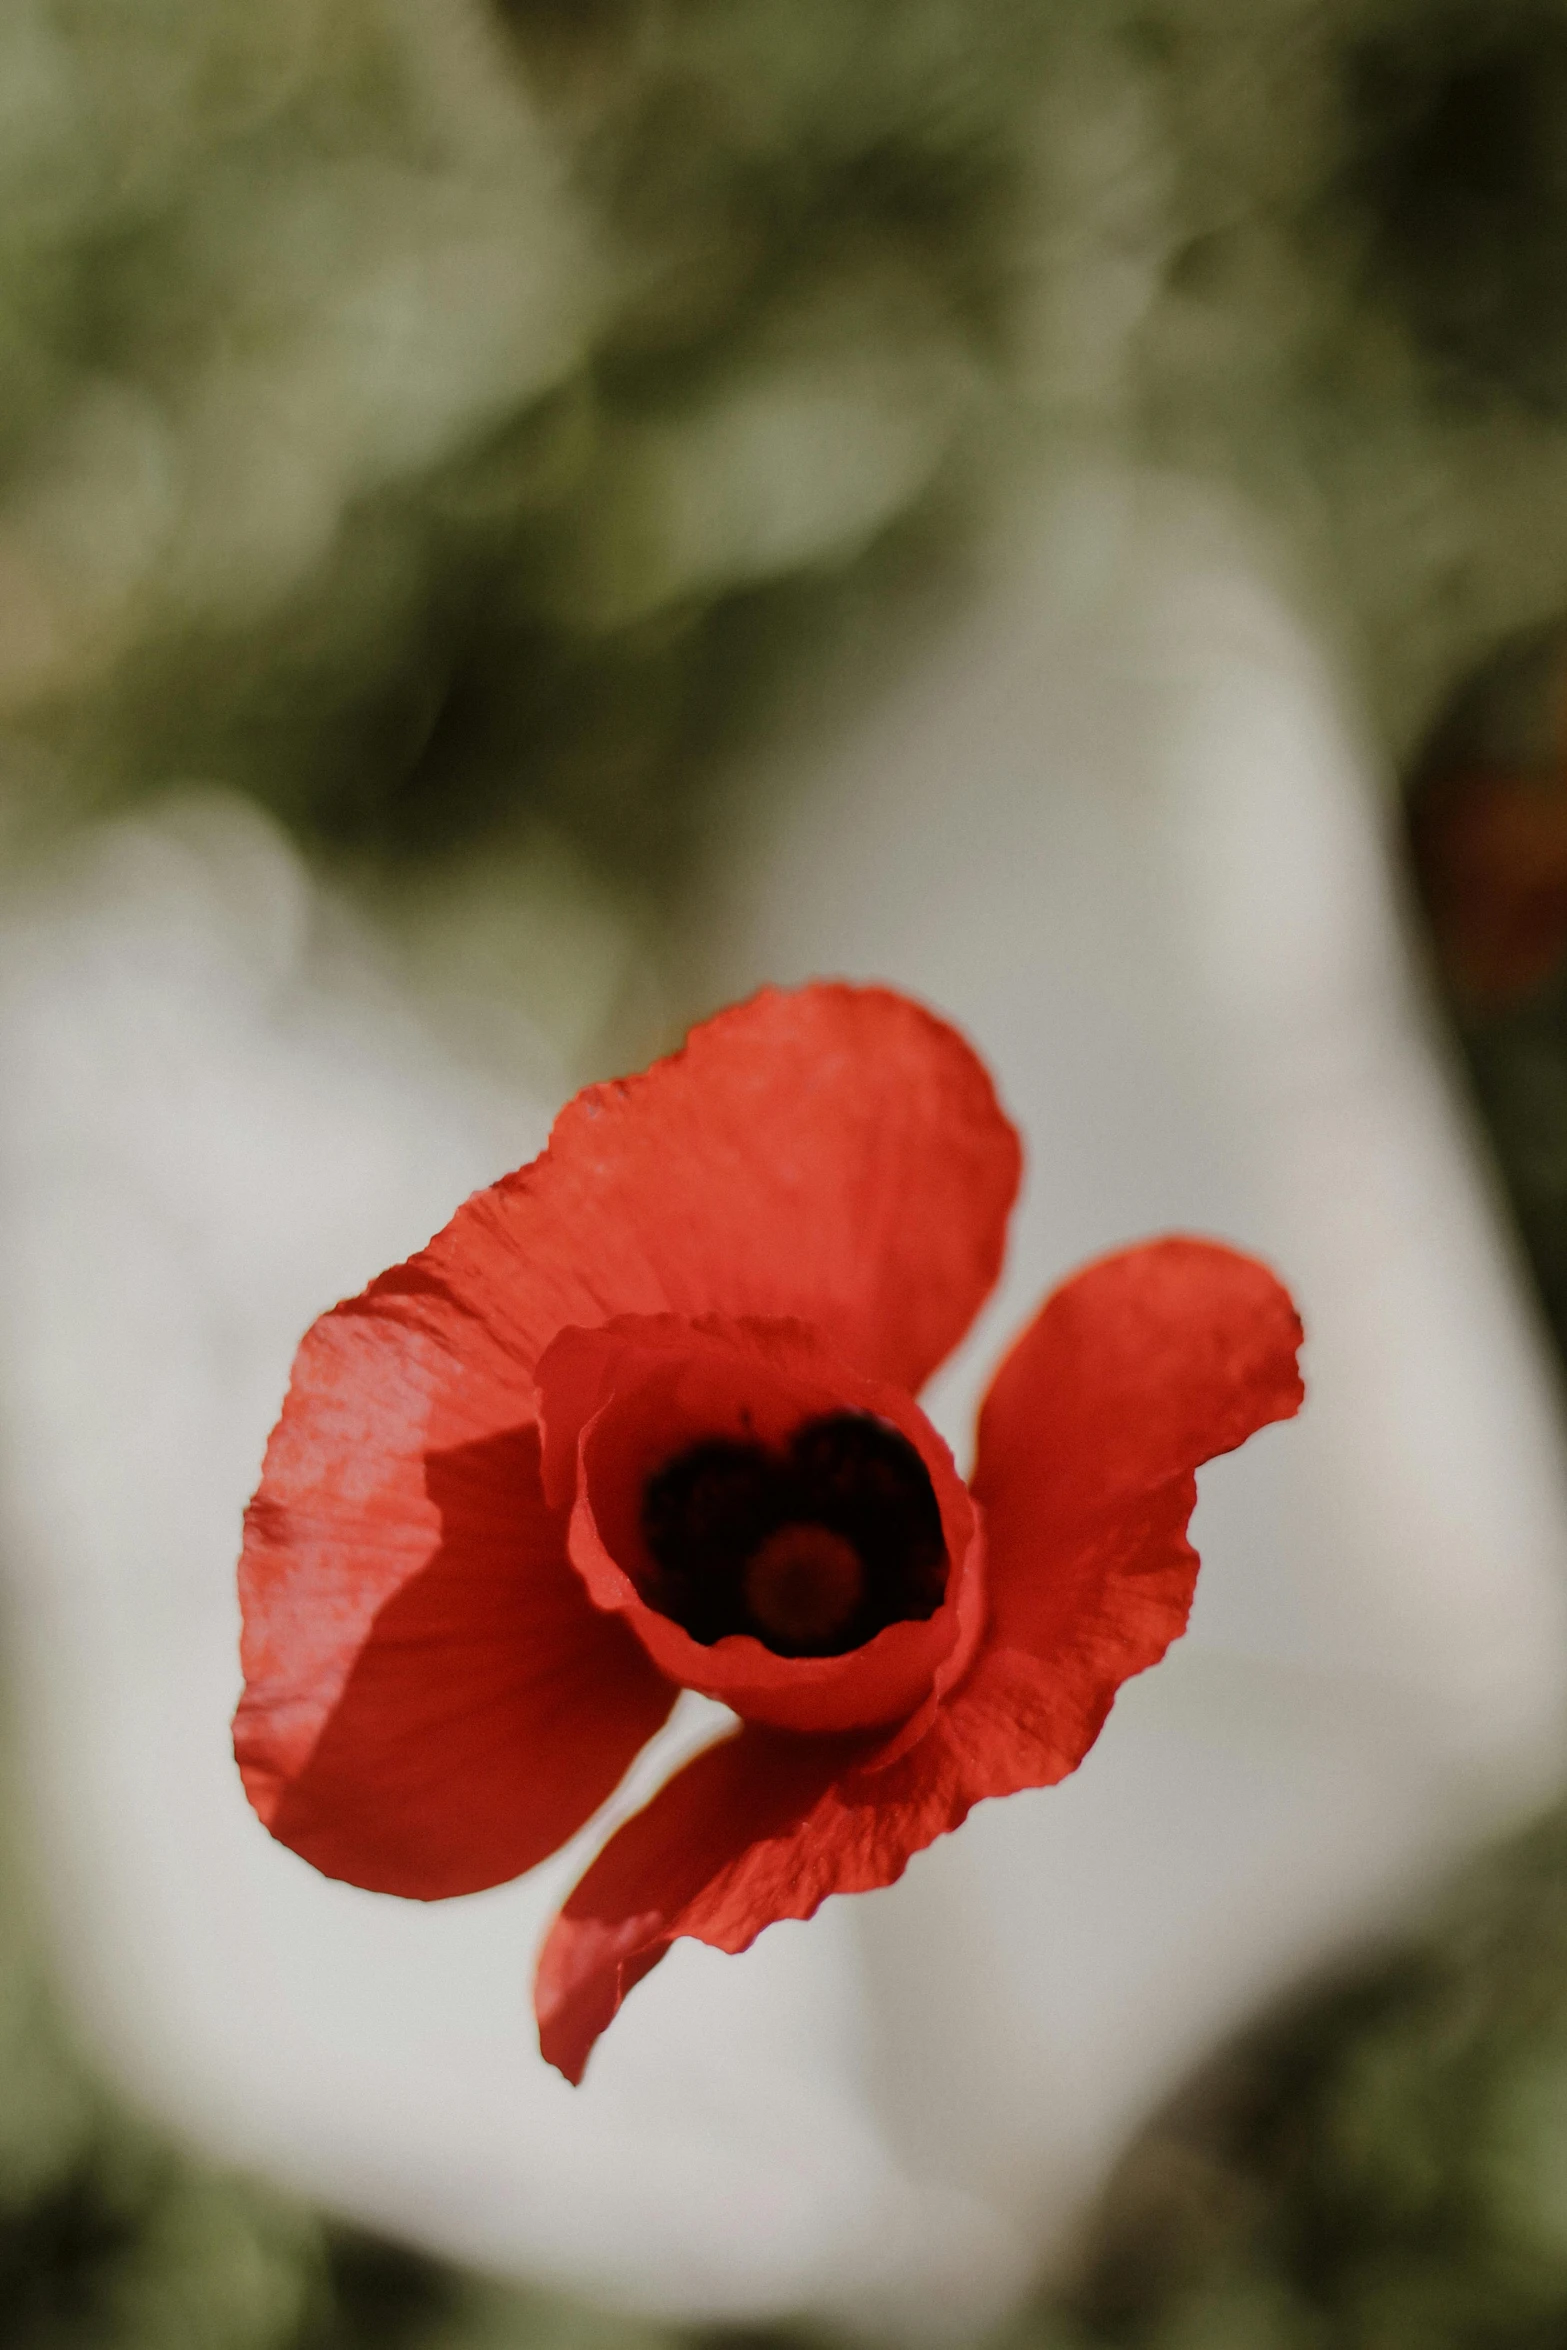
536;1314;981;1733
531;1661;1057;2086
962;1233;1306;1777
535;1726;860;2084
406;984;1021;1398
235;1296;674;1898
533;1237;1304;2080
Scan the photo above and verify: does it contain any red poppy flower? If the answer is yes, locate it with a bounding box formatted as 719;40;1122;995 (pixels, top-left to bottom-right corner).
234;983;1303;2085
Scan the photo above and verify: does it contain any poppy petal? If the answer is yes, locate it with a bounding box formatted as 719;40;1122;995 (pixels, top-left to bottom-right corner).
533;1657;1049;2085
960;1235;1305;1777
412;984;1021;1396
534;1727;861;2085
235;1300;674;1897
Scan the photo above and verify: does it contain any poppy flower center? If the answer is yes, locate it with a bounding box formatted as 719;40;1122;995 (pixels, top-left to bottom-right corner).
743;1524;864;1647
639;1411;947;1658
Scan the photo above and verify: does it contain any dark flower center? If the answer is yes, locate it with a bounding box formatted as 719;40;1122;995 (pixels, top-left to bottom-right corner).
638;1411;948;1657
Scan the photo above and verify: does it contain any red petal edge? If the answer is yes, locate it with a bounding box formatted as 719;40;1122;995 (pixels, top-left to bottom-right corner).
235;1298;674;1899
535;1727;860;2085
972;1232;1306;1654
948;1233;1307;1808
408;982;1022;1398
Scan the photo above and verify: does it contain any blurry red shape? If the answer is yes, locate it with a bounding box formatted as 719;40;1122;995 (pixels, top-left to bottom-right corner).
1414;767;1567;1005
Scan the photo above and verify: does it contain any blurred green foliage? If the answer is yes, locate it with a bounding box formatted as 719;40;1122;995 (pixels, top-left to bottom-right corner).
0;0;1048;886
17;0;1567;892
1049;1809;1567;2350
